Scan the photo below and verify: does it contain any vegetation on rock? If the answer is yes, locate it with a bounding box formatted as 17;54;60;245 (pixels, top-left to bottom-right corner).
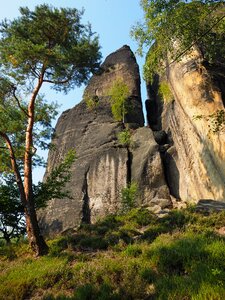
109;78;130;123
158;80;174;103
84;95;99;110
132;0;225;81
117;129;132;147
194;109;225;134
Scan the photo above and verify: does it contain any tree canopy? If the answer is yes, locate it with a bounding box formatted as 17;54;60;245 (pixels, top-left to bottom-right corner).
0;4;101;256
132;0;225;81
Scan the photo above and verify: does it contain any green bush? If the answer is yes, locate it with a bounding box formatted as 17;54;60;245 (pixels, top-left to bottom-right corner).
0;256;68;299
121;182;138;213
142;224;168;242
109;78;130;123
122;208;156;227
49;237;69;257
117;129;131;147
85;95;99;110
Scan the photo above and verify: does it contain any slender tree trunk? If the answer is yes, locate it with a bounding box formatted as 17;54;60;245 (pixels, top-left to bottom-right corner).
23;77;48;256
0;131;48;256
0;75;49;256
24;203;48;256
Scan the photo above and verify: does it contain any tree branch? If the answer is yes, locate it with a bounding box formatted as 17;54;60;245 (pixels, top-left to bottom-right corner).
167;14;225;69
43;78;70;84
11;86;29;117
0;131;26;206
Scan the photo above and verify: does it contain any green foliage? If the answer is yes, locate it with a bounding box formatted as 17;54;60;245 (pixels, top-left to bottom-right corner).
0;94;58;172
194;109;225;133
0;3;101;173
121;182;138;213
117;129;132;147
0;4;101;254
0;5;101;92
132;1;225;81
120;207;156;227
1;207;225;299
158;80;173;103
123;244;142;257
0;175;26;243
0;255;68;299
109;78;130;123
84;95;99;110
0;150;76;244
34;149;76;209
147;231;225;299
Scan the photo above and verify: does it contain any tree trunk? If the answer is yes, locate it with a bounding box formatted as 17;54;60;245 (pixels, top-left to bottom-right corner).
1;75;49;256
23;77;48;256
24;203;48;256
0;131;48;256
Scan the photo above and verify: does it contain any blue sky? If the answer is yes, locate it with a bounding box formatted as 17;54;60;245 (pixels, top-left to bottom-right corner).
0;0;147;182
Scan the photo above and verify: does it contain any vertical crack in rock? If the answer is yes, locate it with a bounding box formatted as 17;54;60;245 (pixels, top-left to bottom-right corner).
81;169;90;224
126;147;132;185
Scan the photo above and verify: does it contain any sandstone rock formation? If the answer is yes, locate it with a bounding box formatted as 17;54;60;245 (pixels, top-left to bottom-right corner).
146;47;225;202
39;46;171;236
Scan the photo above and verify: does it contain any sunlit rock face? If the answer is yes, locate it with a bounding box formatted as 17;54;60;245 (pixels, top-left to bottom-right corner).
38;46;171;236
146;47;225;202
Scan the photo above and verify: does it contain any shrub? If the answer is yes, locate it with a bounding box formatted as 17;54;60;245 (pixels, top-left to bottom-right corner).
117;129;132;147
109;78;130;123
49;237;69;257
85;95;99;110
121;182;138;213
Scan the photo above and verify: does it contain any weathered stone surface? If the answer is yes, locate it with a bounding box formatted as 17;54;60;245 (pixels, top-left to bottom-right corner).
38;46;146;236
87;148;128;223
131;127;171;208
84;45;144;128
147;47;225;202
196;199;225;212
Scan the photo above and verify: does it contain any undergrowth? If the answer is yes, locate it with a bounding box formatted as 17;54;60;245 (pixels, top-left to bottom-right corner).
1;207;225;299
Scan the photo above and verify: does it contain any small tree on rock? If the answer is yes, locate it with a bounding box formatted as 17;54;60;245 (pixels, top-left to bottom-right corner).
109;78;130;124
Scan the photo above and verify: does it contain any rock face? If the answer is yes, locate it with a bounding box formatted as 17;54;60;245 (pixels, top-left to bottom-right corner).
146;47;225;202
131;127;171;210
39;46;171;236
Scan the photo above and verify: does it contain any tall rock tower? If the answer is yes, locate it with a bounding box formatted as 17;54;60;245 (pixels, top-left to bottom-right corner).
39;46;171;236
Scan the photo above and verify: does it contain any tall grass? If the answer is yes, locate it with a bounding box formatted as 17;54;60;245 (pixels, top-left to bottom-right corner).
1;207;225;299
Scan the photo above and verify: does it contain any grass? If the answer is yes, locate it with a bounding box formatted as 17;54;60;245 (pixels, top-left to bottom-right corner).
1;207;225;299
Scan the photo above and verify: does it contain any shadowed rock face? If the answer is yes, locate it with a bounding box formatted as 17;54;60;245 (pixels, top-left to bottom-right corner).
39;46;171;236
146;47;225;202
